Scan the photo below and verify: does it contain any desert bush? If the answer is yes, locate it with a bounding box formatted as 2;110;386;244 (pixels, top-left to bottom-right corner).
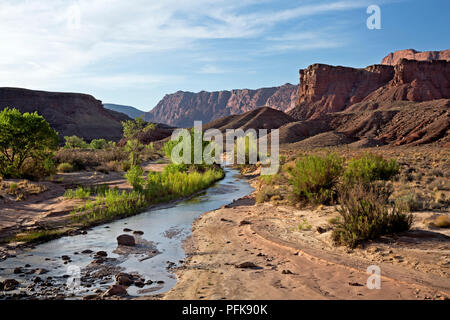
433;215;450;228
122;118;156;139
54;148;128;171
57;162;74;173
343;153;399;186
288;153;343;205
255;186;280;203
332;183;413;248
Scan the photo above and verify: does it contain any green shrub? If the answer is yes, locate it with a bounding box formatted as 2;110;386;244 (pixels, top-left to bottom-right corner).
89;139;108;150
125;165;144;192
343;153;399;186
288;153;343;205
332;183;413;248
57;162;74;173
64;135;89;149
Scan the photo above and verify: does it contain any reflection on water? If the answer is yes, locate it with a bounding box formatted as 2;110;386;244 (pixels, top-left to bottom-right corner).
0;168;253;298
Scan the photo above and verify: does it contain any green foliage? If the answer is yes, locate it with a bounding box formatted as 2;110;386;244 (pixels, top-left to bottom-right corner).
64;186;91;200
122;118;156;139
343;153;400;186
57;162;74;173
297;219;312;231
332;183;413;248
89;139;108;150
288;153;344;205
64;135;89;149
0;108;59;178
124;139;143;166
125;165;145;192
71;167;225;225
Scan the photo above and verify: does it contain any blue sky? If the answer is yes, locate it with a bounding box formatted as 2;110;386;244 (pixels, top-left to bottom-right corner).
0;0;448;111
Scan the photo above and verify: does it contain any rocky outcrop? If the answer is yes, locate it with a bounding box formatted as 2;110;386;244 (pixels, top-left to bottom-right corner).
364;59;450;102
381;49;450;66
289;64;394;120
0;88;130;141
289;59;450;121
145;84;298;127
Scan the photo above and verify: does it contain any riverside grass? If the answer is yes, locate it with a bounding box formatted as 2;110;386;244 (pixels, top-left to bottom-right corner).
70;166;225;225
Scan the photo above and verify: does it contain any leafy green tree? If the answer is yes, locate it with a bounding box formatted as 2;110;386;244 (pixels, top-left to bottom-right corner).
64;135;88;149
0;108;59;177
122;118;156;139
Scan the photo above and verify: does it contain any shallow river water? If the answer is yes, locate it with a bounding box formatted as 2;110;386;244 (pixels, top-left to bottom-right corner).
0;168;253;299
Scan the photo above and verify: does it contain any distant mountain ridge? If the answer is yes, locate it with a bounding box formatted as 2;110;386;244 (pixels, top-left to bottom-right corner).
144;83;298;127
103;103;146;119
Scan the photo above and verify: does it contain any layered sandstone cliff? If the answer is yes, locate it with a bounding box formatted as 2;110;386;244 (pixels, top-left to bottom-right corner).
0;87;129;141
381;49;450;65
289;59;450;121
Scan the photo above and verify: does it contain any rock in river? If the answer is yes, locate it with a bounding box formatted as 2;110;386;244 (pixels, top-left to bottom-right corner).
117;234;135;247
103;284;128;297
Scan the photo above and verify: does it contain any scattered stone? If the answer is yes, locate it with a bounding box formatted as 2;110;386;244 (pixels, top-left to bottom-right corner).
235;262;261;269
123;228;133;232
13;267;22;274
316;226;327;234
81;250;93;254
348;282;364;287
220;218;233;223
115;273;133;286
157;280;165;284
116;234;135;247
34;277;42;283
146;280;154;285
103;285;128;297
133;231;144;236
83;294;99;300
61;255;70;261
95;251;108;257
240;220;252;226
134;281;145;288
25;264;31;268
3;279;20;291
35;268;49;275
282;270;294;275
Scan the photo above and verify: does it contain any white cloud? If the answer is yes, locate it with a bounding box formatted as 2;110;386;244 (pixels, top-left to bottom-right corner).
0;0;371;91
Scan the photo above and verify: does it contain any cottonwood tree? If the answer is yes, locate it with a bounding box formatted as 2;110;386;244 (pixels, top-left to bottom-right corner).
0;108;59;177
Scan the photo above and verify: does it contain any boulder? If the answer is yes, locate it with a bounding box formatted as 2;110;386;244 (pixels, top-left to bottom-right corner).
103;284;128;297
117;234;135;247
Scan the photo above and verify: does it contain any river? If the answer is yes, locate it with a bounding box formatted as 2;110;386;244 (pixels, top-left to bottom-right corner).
0;168;253;299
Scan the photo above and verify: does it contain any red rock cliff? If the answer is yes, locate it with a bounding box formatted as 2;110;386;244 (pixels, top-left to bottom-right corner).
381;49;450;65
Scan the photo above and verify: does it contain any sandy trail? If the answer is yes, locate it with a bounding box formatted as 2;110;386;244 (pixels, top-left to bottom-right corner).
163;197;449;300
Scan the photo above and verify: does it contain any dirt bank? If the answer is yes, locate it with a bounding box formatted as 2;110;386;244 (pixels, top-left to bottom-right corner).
162;195;450;300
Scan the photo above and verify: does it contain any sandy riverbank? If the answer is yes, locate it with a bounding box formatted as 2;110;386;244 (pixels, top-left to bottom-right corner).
161;193;450;300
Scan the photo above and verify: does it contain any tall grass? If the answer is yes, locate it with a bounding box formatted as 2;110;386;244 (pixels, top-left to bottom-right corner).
71;166;225;225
